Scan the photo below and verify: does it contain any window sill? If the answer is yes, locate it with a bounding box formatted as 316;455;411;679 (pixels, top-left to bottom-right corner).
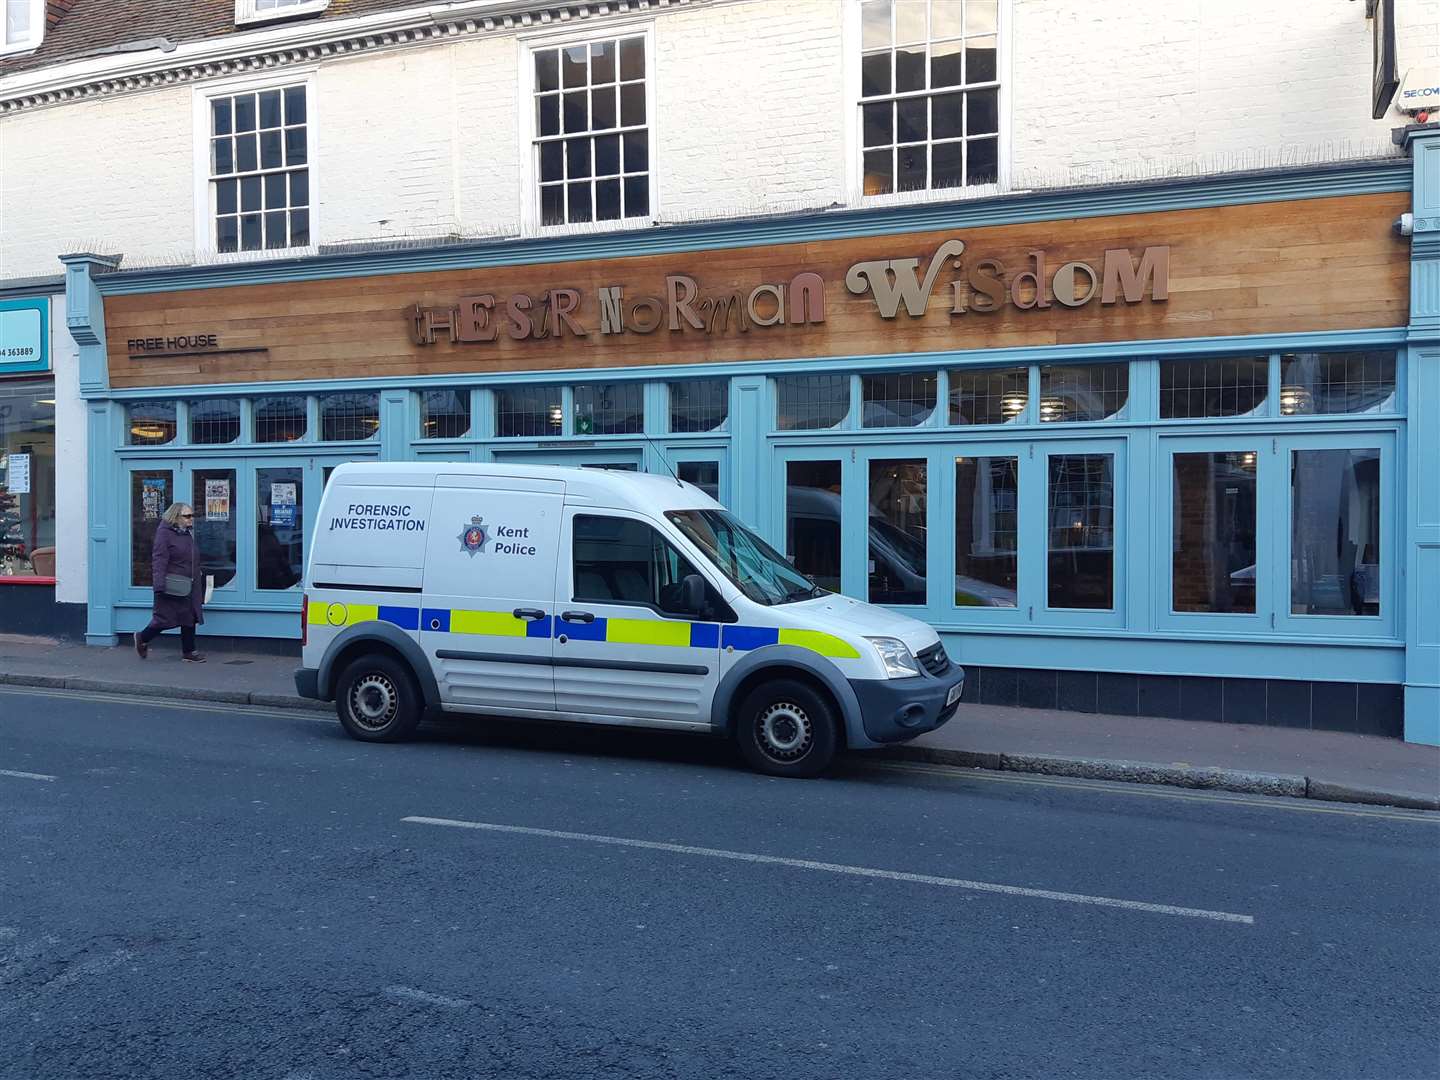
522;216;655;242
853;182;1006;211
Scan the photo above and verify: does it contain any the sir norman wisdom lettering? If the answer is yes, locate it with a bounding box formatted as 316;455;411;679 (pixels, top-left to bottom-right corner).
405;240;1169;345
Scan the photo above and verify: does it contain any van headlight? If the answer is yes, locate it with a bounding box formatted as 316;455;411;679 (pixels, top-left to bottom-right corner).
866;637;921;679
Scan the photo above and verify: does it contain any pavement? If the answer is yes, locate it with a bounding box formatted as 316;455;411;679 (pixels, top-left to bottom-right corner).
1;632;1437;811
1;686;1437;1080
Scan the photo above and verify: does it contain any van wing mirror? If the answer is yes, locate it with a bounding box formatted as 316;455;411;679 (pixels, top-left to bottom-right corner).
680;573;706;616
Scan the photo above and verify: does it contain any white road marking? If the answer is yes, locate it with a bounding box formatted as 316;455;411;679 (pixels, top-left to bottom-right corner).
383;984;470;1008
403;816;1256;925
0;768;56;782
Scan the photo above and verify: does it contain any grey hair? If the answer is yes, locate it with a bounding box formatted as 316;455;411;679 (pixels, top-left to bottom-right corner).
161;502;194;527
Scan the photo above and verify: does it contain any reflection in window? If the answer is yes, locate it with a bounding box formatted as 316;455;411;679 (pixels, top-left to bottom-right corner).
254;395;307;443
677;460;720;501
1038;364;1128;423
192;469;237;589
1171;452;1257;614
0;381;58;579
862;371;936;427
130;470;171;587
954;456;1018;607
421;389;470;439
128;401;177;445
669;379;729;433
571;514;701;613
869;459;927;605
786;460;842;593
256;467;303;590
189;399;241;444
319;392;380;441
1160;357;1269;419
496;386;563;437
776;375;849;430
1048;454;1114;609
1280;352;1397;416
950;366;1027;425
1291;449;1381;616
574;383;643;435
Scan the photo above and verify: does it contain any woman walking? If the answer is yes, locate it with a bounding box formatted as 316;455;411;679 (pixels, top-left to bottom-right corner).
134;502;207;663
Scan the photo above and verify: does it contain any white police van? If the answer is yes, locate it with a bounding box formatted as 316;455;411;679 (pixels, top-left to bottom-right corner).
295;463;963;778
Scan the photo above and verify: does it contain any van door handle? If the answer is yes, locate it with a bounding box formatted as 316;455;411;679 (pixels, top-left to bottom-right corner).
560;610;595;623
512;608;546;621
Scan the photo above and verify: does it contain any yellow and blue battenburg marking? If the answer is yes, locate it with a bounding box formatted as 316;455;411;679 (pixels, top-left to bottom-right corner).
309;603;859;659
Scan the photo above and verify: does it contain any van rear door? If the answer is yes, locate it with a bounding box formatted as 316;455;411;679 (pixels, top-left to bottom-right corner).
420;474;563;715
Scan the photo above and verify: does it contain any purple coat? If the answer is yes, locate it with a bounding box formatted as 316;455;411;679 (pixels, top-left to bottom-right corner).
150;523;205;629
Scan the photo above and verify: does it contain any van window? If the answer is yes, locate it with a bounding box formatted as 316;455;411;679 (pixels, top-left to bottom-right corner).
572;515;703;616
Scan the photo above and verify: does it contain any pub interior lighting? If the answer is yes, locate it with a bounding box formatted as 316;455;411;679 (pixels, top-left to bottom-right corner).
1000;393;1027;419
1279;385;1313;415
548;405;564;427
1039;396;1066;421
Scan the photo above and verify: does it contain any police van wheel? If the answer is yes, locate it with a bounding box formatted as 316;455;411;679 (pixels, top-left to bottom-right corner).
735;678;838;779
335;654;422;743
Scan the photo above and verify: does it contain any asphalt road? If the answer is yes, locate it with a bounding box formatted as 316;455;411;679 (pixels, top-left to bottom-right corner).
1;686;1436;1080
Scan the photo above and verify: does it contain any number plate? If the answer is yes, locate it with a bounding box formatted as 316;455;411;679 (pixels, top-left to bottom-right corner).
946;682;963;707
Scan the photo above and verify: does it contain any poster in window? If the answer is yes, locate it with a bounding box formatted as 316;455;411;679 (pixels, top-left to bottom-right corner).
5;453;29;495
205;478;231;522
270;481;296;527
142;477;168;520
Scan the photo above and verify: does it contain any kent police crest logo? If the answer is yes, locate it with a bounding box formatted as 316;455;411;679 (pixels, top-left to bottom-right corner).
458;515;488;556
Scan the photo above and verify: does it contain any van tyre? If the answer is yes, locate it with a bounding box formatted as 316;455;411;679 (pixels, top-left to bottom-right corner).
335;654;423;743
735;678;839;779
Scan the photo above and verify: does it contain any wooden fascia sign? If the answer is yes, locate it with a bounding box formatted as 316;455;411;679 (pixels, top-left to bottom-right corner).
406;240;1170;345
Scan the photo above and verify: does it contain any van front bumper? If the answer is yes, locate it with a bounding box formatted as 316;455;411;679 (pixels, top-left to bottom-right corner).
848;668;965;744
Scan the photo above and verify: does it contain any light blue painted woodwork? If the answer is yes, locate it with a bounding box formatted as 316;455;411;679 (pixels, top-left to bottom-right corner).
58;254;119;394
0;297;50;376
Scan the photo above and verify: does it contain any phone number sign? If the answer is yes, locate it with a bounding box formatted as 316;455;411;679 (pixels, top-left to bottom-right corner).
0;298;49;375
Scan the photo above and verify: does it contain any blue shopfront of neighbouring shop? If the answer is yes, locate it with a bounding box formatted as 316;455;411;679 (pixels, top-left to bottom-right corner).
62;129;1440;745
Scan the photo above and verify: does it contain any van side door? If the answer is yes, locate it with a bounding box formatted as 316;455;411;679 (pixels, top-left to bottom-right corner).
552;510;723;728
420;475;562;716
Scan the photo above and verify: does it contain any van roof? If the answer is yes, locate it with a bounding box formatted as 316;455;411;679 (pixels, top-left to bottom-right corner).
327;461;724;514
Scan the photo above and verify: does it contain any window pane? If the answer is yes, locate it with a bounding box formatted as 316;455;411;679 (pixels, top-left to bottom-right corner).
573;515;697;611
211;98;232;136
259;90;282;129
932;92;963;139
595;179;622;221
869;459;927;605
1172;453;1257;614
289;170;309;206
620;82;645;126
623;130;648;172
677;461;720;501
897;144;926;191
216;178;238;215
538;93;561;137
574;383;642;435
932;141;964;188
264;172;287;209
895;44;926;92
562;44;588;88
539;140;563;183
668;378;729;433
931;0;963;38
950;366;1027;424
234;94;256;132
1039;364;1128;422
237;133;258;172
290;209;310;247
496;386;562;438
212;138;234;175
256;468;303;590
241;176;262;212
895;0;926;44
285;127;307;166
863;149;894;195
966;34;998;82
863;102;893;148
862;371;936;427
535;48;559;93
189;398;240;444
193;469;237;589
260;130;282;169
590;40;616;84
787;460;842;593
1160;357;1269;419
967;87;999;135
566;137;592;179
264;211;288;249
541;184;565;226
619;36;645;80
592;85;617;130
128;401;176;446
594;133;621;176
623;176;649;218
1291;449;1381;616
931;40;963;87
217;217;239;254
776;375;849;430
284;85;306;125
421;389;470;439
241;214;262;251
896;96;927;143
563;90;588;133
319;392;380;441
955;456;1018;607
967;0;998;35
861;0;892;50
1280;351;1397;415
1048;454;1114;609
254;395;307;443
567;181;593;223
966;137;998;185
861;51;891;96
130;471;172;587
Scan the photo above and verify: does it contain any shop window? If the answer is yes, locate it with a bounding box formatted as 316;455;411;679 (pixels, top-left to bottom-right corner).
254;395;307;443
192;468;238;589
532;34;650;226
421;389;470;439
776;375;850;431
669;379;728;433
1048;454;1114;609
1160;357;1269;419
189;398;242;445
954;455;1018;607
1171;452;1257;614
256;467;303;590
859;0;999;195
950;366;1027;425
127;401;177;446
129;470;172;587
207;83;309;253
869;459;927;605
862;371;937;428
786;461;843;593
1279;352;1397;416
573;383;642;435
496;386;563;438
1291;449;1381;617
319;392;380;441
677;461;720;501
0;381;56;579
1038;364;1128;423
